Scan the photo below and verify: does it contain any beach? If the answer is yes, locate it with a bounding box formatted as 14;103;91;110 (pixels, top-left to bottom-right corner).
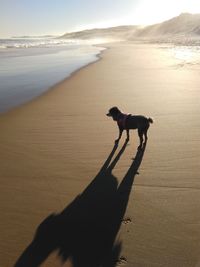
0;42;200;267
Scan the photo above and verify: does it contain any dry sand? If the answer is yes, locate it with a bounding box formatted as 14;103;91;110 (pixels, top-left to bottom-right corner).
0;42;200;267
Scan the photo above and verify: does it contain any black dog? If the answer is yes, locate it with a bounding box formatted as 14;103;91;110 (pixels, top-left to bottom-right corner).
107;107;153;146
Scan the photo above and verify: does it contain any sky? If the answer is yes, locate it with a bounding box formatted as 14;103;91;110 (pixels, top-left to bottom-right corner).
0;0;199;38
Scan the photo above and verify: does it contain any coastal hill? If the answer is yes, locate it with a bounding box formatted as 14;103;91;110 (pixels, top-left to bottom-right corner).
60;25;139;40
60;13;200;41
135;13;200;38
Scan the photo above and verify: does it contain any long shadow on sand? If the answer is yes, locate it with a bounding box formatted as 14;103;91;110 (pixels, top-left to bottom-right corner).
14;140;147;267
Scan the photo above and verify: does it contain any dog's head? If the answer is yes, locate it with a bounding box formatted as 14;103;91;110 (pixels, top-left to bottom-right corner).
106;106;121;121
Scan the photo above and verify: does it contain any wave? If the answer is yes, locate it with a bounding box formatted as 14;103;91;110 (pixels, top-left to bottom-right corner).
0;37;111;50
0;38;80;49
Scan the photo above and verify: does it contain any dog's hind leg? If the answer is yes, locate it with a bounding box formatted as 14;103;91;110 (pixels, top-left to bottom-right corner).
138;129;144;146
144;125;149;141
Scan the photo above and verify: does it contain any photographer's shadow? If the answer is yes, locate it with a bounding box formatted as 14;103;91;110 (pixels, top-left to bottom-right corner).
15;140;147;267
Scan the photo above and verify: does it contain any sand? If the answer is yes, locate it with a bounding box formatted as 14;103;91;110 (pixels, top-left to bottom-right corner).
0;42;200;267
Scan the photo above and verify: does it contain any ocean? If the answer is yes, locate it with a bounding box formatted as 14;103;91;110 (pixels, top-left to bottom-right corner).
0;37;105;113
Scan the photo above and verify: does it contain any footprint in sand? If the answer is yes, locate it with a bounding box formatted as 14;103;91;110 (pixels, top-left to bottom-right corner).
117;256;127;266
122;217;132;225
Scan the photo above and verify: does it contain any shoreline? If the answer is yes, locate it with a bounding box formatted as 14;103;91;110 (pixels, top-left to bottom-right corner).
1;42;200;267
0;43;107;114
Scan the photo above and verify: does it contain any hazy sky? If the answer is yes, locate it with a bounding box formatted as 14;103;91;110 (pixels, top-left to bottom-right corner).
0;0;199;38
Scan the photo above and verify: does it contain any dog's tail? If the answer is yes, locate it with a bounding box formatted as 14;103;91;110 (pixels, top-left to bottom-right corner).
148;117;154;124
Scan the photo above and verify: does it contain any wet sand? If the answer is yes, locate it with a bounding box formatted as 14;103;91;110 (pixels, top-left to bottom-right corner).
0;42;200;267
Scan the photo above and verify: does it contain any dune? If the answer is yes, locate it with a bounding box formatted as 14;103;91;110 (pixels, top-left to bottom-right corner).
0;42;200;267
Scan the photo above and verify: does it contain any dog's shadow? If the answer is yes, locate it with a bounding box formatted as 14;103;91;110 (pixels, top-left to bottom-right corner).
14;140;147;267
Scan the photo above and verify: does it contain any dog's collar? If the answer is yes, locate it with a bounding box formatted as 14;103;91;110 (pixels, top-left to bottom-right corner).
117;113;129;129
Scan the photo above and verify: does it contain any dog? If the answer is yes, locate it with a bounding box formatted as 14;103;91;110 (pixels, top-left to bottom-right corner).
106;107;153;146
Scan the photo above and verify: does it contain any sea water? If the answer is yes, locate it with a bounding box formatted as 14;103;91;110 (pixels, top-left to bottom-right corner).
0;37;105;113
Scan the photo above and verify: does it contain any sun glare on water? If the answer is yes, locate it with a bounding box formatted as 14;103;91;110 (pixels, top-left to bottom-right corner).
173;47;195;61
170;46;200;68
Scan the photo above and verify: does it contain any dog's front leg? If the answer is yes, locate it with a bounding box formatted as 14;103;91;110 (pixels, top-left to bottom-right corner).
126;129;130;141
115;128;123;143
